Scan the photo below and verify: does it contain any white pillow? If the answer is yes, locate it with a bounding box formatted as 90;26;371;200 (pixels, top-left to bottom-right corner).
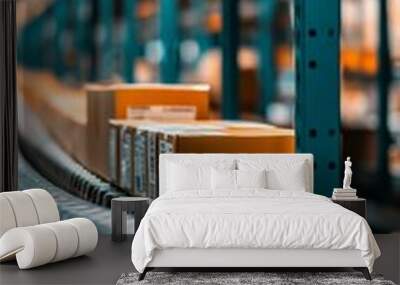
211;169;268;190
167;163;211;191
236;169;267;189
266;162;306;191
166;160;235;192
237;159;308;191
211;168;236;190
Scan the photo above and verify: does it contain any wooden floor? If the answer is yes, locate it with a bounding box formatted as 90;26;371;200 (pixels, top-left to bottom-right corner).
0;235;134;285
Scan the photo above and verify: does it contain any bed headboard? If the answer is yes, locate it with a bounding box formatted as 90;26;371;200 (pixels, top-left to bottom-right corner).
159;153;314;195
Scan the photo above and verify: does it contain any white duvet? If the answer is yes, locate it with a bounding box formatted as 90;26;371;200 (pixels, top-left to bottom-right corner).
131;190;380;273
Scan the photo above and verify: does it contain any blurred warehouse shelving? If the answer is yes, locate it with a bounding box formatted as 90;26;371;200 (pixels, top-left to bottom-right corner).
15;0;400;232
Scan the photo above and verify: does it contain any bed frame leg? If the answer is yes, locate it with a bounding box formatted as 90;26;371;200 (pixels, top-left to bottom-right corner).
354;267;371;280
138;268;148;281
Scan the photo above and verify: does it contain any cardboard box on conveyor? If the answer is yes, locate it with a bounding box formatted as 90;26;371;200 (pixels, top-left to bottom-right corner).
136;121;295;198
108;119;161;196
139;122;227;198
86;83;210;179
108;119;202;197
127;105;197;120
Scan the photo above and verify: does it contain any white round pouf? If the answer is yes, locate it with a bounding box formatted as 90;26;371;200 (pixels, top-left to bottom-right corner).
0;189;58;259
65;218;98;257
0;189;98;269
24;189;60;224
0;226;57;269
0;191;39;227
0;196;17;237
0;189;60;237
42;221;79;262
0;218;98;269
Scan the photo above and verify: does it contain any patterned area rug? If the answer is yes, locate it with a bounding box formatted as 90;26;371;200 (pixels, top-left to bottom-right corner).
116;271;395;285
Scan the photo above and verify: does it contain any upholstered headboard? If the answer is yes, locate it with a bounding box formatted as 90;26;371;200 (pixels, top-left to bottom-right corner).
159;153;314;195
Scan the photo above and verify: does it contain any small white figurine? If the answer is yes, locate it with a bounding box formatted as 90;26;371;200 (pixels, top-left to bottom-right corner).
343;157;353;189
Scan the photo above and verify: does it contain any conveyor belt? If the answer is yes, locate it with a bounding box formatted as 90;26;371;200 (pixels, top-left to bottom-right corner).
18;154;112;234
19;101;126;208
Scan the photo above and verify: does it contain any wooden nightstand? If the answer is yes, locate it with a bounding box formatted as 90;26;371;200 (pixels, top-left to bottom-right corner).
331;198;366;218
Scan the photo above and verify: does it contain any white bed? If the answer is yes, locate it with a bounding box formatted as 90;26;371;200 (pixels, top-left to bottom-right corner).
131;154;380;280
